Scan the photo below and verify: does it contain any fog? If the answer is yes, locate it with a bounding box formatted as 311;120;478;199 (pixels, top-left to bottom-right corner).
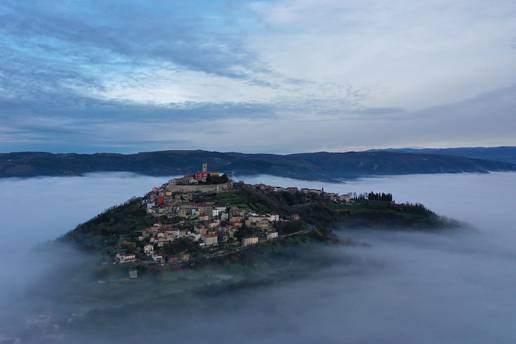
1;172;515;343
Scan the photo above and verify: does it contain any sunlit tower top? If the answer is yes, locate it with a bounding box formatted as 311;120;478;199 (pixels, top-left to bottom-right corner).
202;163;208;173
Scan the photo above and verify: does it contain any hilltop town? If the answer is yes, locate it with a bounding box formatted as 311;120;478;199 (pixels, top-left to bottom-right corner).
112;163;354;269
65;163;451;276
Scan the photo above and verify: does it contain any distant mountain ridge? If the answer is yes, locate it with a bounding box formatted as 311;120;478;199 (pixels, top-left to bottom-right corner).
1;149;515;180
372;146;516;164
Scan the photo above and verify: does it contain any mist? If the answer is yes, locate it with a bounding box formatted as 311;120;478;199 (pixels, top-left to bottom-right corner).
1;172;515;343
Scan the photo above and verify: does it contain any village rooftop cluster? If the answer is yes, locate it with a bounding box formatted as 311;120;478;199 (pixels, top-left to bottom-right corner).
115;164;354;268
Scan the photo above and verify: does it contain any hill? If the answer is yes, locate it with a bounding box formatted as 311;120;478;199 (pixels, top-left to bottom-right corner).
63;179;453;262
374;146;516;164
1;150;515;180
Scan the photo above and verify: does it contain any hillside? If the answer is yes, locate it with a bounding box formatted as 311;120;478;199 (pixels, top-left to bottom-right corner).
375;146;516;164
64;180;452;258
1;150;515;180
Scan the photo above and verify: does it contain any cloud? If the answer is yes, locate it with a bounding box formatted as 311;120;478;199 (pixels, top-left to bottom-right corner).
1;0;516;152
1;173;516;343
249;0;516;108
0;1;253;76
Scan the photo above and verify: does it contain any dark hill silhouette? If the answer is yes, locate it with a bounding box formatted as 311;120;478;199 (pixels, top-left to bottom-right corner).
1;149;515;180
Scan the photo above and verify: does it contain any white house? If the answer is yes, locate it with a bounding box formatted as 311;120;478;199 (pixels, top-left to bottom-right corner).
144;244;154;256
212;206;227;218
268;214;280;222
152;254;164;263
242;236;259;247
266;232;279;240
115;253;136;264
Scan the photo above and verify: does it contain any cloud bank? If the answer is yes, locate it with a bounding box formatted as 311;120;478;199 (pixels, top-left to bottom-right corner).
1;172;516;343
1;0;516;152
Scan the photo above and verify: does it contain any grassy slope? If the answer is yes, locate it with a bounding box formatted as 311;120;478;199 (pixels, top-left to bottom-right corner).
63;197;155;252
217;184;449;229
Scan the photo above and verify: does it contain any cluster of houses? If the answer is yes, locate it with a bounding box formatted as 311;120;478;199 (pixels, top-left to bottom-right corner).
115;164;284;266
253;183;354;203
114;163;357;267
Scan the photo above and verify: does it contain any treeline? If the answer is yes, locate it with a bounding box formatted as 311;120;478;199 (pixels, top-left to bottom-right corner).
205;173;229;184
367;192;393;202
355;192;393;202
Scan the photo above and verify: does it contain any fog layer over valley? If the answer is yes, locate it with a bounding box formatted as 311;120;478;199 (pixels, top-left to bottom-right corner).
1;172;515;343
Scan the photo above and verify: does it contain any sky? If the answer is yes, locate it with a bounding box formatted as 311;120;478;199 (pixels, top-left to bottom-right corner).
1;0;516;153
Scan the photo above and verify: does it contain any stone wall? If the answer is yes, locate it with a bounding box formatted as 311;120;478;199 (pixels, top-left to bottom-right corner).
166;182;232;194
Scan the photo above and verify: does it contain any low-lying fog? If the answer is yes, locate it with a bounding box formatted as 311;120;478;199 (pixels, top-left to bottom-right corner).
1;172;515;343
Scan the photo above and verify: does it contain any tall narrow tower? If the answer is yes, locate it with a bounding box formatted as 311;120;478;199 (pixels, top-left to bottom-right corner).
202;163;208;173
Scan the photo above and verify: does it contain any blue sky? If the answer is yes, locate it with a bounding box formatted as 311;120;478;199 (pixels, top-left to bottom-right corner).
1;0;516;153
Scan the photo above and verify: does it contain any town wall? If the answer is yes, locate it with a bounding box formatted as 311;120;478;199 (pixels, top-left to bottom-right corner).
166;182;232;194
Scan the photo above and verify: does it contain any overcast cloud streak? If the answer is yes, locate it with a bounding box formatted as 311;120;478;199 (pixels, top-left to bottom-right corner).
0;0;515;152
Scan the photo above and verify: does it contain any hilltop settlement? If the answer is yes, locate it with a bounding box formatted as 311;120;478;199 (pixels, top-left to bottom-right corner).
114;163;352;268
66;163;450;274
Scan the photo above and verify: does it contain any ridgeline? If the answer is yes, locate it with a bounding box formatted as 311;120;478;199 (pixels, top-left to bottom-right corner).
2;149;516;180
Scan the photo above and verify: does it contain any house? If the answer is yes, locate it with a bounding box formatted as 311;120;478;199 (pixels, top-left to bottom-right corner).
144;244;154;256
301;188;322;195
165;229;181;238
228;226;239;238
268;214;280;222
187;232;201;241
230;216;243;224
152;254;164;263
231;222;243;228
198;205;214;218
187;176;199;184
208;219;220;228
202;233;218;246
339;193;353;203
195;171;208;182
212;206;226;218
266;232;279;240
178;205;194;218
230;207;245;216
325;192;339;201
253;220;272;231
194;225;208;235
242;236;259;247
115;253;136;264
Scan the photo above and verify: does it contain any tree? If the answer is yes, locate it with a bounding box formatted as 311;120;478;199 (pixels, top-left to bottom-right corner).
206;173;229;184
162;238;199;256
